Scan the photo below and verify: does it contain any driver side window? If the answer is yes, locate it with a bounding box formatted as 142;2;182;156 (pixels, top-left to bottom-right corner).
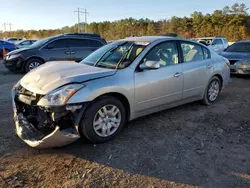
142;42;179;68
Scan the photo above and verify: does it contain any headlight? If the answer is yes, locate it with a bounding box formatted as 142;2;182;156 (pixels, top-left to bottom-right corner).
7;54;21;60
44;84;85;106
235;60;250;65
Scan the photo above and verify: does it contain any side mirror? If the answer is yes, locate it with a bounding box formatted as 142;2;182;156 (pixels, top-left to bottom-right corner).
139;61;160;70
47;43;55;49
75;58;83;63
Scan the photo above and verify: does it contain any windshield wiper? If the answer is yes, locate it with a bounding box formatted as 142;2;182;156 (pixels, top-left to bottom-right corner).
94;42;128;67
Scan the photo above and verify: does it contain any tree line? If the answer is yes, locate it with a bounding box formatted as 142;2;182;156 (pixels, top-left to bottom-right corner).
1;3;250;42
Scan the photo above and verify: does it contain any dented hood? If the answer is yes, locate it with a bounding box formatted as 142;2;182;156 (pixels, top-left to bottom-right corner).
20;61;116;95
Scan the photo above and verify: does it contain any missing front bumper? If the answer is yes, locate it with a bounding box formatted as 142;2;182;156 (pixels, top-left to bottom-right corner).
12;88;81;148
14;113;80;148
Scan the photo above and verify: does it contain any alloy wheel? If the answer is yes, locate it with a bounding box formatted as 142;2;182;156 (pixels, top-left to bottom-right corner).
208;80;220;102
93;104;121;137
29;62;40;71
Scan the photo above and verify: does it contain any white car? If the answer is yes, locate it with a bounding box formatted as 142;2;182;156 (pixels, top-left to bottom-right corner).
5;37;23;44
15;40;37;49
194;37;229;52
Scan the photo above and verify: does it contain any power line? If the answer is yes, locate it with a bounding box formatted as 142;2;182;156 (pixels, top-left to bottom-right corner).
74;8;89;32
1;23;13;37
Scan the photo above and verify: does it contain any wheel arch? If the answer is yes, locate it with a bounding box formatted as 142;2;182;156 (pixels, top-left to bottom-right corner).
22;56;45;71
92;92;131;122
212;73;223;88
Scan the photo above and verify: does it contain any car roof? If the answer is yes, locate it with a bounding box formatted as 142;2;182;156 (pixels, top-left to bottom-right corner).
195;37;226;39
236;40;250;44
122;36;175;43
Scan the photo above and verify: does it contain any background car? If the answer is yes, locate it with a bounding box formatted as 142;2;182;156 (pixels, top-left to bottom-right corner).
0;40;16;58
194;37;228;52
3;33;107;72
15;39;37;49
5;37;23;43
12;36;230;148
219;40;250;75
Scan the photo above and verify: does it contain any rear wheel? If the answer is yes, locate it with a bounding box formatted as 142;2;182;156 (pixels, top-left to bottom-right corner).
24;58;43;73
79;96;126;143
201;76;221;105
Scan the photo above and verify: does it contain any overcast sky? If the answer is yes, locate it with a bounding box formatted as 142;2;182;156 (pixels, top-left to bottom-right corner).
0;0;249;31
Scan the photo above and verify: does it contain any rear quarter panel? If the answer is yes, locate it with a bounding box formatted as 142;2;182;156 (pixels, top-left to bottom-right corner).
211;51;230;88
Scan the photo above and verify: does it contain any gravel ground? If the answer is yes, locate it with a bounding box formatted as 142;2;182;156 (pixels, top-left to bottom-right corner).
1;61;250;188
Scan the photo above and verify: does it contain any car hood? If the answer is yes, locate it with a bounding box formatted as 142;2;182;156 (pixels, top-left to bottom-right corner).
20;61;116;95
219;51;250;60
7;48;30;55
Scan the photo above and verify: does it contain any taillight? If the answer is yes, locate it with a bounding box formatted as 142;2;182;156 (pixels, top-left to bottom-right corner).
223;57;230;68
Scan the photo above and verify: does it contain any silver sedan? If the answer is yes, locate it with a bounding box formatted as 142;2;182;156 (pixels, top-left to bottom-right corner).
12;36;230;148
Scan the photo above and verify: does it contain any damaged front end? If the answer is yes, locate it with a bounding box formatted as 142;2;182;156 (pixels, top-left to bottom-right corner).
12;84;85;148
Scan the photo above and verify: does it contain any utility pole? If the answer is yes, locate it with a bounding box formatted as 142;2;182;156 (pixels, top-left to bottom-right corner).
3;23;7;38
9;23;13;37
74;8;89;33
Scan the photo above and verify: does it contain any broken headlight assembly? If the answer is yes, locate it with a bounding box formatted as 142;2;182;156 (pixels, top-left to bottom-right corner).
43;84;85;106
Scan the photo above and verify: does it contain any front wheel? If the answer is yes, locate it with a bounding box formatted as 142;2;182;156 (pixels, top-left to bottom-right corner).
79;96;126;143
24;58;43;73
201;76;222;105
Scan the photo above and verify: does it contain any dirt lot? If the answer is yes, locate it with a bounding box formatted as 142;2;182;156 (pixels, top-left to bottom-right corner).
1;61;250;188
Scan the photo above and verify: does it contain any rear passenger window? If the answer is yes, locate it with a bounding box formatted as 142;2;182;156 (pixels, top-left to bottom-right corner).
69;38;103;48
202;47;211;59
48;39;68;49
70;38;88;47
181;42;204;62
88;40;103;47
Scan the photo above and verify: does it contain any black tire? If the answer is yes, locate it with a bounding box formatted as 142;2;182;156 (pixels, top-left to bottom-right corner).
24;58;43;73
79;96;126;143
201;76;222;105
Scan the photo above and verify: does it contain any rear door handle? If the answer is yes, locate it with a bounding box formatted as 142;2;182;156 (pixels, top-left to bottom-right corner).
174;72;183;78
71;51;76;54
206;65;213;69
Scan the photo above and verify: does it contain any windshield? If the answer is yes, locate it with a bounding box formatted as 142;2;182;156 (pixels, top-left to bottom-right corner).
30;36;54;48
81;41;148;69
225;43;250;53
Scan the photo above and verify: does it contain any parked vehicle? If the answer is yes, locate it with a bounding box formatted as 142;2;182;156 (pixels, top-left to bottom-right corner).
15;40;37;49
0;40;16;58
194;37;228;52
4;33;107;72
12;36;230;148
5;37;23;43
219;40;250;75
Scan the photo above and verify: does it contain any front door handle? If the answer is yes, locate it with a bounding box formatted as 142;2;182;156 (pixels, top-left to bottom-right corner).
65;51;70;55
174;72;183;78
206;65;213;69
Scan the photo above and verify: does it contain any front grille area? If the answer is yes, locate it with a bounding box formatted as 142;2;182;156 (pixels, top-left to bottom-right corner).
17;85;44;105
229;60;238;65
